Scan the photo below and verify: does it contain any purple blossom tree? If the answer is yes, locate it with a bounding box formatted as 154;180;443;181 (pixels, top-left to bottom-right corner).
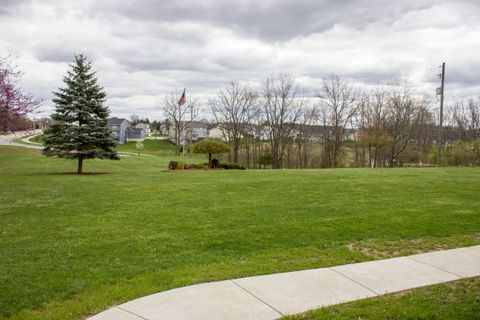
0;57;41;132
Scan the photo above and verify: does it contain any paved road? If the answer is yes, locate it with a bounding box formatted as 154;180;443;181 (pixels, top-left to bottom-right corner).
0;131;43;150
89;245;480;320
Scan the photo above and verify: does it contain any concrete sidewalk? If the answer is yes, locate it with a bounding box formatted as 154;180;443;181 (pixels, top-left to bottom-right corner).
89;245;480;320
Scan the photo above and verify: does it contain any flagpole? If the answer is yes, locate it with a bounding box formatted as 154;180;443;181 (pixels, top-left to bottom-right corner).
182;89;186;169
177;88;187;169
189;105;194;159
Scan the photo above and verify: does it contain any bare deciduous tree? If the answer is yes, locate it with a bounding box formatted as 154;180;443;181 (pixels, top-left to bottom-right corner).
384;85;416;166
261;73;305;169
161;92;198;155
210;82;258;163
351;91;371;167
294;106;318;168
357;84;434;167
384;86;433;166
362;86;390;167
318;75;358;167
451;98;480;140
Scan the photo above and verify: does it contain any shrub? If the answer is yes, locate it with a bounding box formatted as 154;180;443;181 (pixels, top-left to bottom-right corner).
218;162;246;170
168;160;185;170
430;140;480;166
186;163;206;169
196;163;206;169
211;158;220;168
258;152;272;166
168;161;178;170
193;139;231;168
176;161;185;169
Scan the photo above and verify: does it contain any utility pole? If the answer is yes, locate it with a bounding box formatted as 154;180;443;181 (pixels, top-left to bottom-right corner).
437;62;445;166
189;105;194;158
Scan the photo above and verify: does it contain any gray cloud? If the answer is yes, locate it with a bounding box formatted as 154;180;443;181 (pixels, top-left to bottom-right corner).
446;68;480;87
1;0;480;119
33;45;74;63
0;0;30;15
90;0;440;41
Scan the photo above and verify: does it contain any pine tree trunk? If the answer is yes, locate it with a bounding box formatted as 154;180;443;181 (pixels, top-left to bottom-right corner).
77;156;84;174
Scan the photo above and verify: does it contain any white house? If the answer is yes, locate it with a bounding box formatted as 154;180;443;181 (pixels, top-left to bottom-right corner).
135;122;151;135
206;123;271;141
168;121;208;144
207;124;225;140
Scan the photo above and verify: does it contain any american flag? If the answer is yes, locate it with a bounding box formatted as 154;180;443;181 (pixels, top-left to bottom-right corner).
177;89;186;106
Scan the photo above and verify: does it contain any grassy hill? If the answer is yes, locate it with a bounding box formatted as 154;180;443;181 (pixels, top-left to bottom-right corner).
0;146;479;319
115;138;176;155
25;135;177;155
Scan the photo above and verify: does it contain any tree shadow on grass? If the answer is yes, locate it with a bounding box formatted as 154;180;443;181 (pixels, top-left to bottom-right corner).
51;172;111;176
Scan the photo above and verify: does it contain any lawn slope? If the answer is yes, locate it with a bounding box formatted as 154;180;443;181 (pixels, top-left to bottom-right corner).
284;277;480;320
0;146;479;320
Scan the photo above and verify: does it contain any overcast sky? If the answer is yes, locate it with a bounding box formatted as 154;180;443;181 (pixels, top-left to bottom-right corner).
1;0;480;119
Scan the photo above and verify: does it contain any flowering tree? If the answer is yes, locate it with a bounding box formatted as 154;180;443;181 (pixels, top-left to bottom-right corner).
0;57;41;132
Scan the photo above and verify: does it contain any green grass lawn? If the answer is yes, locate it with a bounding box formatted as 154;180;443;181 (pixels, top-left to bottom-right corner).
12;134;42;146
1;146;479;320
10;133;45;147
29;134;44;144
115;138;176;155
284;277;480;320
18;135;179;156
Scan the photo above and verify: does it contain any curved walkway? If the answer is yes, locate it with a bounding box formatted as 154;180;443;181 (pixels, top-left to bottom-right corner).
21;132;43;145
89;245;480;320
0;130;43;149
0;132;149;157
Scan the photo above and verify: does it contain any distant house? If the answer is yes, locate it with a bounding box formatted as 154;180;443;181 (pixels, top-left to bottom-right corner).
108;117;145;144
135;122;151;135
238;123;270;141
207;124;225;140
168;121;208;144
159;123;169;136
205;123;350;142
206;123;270;141
305;125;338;142
125;126;145;141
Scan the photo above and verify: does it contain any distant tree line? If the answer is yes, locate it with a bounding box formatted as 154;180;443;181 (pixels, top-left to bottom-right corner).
162;73;480;168
9;51;475;170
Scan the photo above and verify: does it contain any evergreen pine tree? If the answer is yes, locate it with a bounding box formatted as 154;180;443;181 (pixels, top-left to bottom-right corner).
43;54;118;173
